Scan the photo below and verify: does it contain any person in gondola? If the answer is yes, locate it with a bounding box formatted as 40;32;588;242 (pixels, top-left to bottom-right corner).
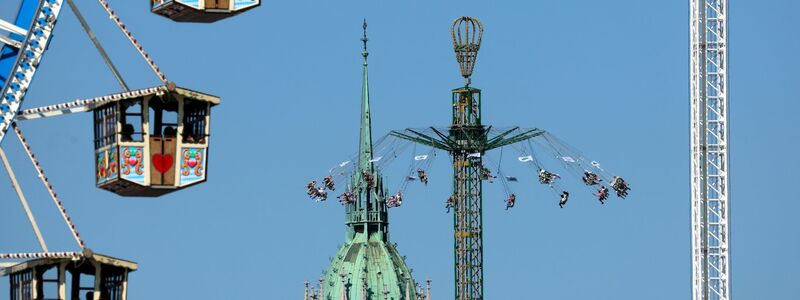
582;171;601;186
505;194;516;210
324;176;335;191
597;186;609;204
559;191;570;208
417;169;428;185
446;196;455;213
121;124;135;142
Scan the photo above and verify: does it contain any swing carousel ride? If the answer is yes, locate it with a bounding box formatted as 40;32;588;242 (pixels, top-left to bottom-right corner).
1;1;224;298
306;17;632;300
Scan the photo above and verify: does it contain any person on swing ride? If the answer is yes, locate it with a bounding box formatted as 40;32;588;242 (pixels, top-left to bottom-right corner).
559;191;570;208
538;169;560;185
481;166;495;182
505;194;516;210
323;176;335;191
446;196;455;213
338;191;355;204
582;171;601;186
597;186;609;204
316;188;328;202
362;170;375;188
417;169;429;185
388;192;403;208
611;176;630;198
306;180;318;198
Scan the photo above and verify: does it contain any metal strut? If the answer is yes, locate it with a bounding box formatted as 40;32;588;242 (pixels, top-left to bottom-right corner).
12;123;87;250
95;0;169;84
65;0;129;91
0;148;48;252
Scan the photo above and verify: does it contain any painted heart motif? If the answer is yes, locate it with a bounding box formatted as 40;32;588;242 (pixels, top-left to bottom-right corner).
127;157;138;166
187;158;198;168
152;154;174;174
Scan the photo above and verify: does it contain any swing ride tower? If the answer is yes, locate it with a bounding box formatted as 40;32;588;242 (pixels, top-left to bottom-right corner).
390;17;543;300
690;0;731;299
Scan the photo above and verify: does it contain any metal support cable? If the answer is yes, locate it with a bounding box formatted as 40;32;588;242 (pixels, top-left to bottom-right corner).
12;124;87;250
65;0;129;91
0;148;49;252
95;0;169;84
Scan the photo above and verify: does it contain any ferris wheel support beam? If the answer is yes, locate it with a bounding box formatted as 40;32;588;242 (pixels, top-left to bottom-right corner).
0;147;48;253
12;124;87;251
690;0;730;299
65;0;129;91
0;18;27;36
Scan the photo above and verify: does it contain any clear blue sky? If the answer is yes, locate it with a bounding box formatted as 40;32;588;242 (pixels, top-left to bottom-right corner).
1;0;798;299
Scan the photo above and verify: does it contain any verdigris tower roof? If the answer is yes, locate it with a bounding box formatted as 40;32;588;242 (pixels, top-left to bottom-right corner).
319;20;418;300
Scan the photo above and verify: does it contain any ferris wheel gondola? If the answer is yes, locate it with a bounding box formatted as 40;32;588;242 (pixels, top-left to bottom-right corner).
2;0;223;297
151;0;261;23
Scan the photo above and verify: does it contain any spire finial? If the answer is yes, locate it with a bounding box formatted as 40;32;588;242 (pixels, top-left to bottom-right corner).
361;19;369;61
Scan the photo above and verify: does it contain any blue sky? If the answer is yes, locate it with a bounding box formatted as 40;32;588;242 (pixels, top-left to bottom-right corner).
1;0;799;299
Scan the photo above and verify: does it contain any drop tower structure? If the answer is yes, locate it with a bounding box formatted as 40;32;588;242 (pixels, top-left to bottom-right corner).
304;21;430;300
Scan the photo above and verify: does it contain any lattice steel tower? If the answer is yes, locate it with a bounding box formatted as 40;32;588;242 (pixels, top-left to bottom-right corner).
391;17;542;300
690;0;731;299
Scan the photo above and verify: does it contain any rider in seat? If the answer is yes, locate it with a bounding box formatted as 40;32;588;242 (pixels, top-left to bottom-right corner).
481;166;495;182
446;196;455;213
597;186;609;204
538;169;560;185
582;171;601;186
559;191;570;208
362;171;374;188
611;176;630;198
323;176;335;191
316;188;328;202
306;180;318;198
506;194;516;210
417;169;429;185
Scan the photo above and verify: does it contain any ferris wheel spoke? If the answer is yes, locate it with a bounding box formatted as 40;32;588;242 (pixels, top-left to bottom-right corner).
0;147;48;253
95;0;169;84
12;123;87;251
0;252;82;260
15;85;168;121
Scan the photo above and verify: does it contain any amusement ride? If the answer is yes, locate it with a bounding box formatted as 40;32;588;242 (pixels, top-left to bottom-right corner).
306;17;632;300
0;0;256;299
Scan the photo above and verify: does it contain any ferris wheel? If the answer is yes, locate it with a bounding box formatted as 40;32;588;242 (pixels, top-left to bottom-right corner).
1;1;220;299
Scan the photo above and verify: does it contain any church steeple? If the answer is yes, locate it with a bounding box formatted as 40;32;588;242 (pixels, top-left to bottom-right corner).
346;20;389;243
309;21;424;300
358;19;374;174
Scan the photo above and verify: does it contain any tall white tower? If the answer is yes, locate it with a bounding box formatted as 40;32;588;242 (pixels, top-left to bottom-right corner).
690;0;730;299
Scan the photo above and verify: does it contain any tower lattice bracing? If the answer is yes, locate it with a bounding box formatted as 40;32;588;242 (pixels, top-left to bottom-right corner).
690;0;730;299
450;87;486;299
391;17;544;300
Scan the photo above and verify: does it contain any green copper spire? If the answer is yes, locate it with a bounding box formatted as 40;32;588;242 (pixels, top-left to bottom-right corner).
315;21;419;300
358;19;374;174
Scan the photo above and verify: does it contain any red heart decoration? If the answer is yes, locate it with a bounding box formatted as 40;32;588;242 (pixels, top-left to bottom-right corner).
188;158;198;168
152;154;174;174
